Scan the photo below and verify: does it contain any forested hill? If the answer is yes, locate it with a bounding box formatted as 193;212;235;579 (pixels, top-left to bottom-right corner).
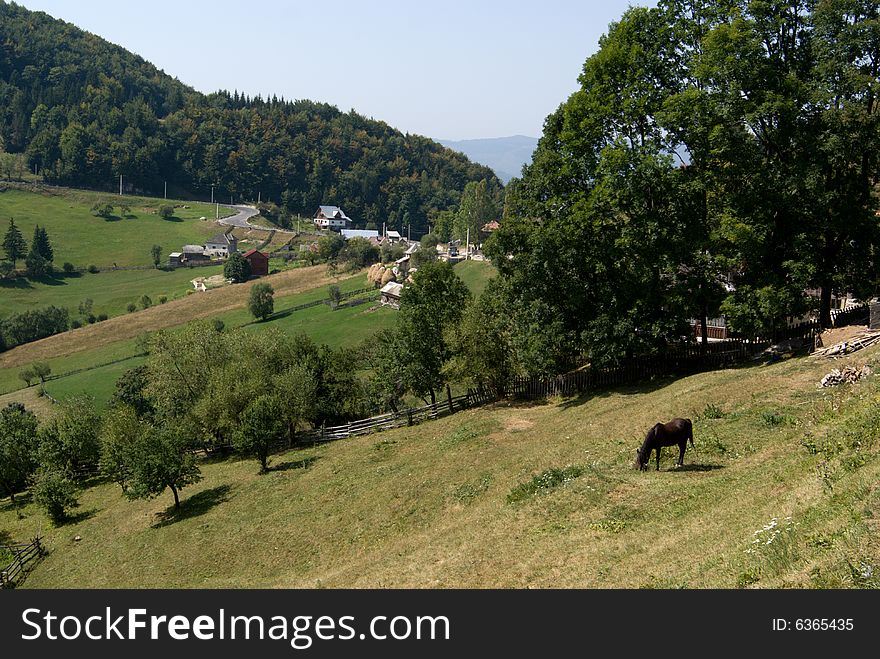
0;1;500;233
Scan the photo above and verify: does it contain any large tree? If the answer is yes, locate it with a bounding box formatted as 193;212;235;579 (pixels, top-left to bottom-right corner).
375;260;471;406
2;218;27;267
0;403;39;503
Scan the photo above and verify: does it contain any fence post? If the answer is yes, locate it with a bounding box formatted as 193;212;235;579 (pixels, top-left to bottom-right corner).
446;384;454;413
407;409;413;426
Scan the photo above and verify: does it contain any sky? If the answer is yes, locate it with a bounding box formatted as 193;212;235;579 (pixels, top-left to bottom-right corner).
17;0;655;141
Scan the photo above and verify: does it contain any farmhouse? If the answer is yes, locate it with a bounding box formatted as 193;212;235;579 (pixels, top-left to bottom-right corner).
386;230;402;243
243;248;269;277
380;281;404;309
169;245;210;267
313;205;352;230
204;232;238;257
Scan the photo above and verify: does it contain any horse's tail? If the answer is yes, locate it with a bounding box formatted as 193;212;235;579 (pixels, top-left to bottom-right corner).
688;420;695;448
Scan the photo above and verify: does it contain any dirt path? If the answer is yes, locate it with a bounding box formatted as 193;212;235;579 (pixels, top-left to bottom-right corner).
0;265;338;368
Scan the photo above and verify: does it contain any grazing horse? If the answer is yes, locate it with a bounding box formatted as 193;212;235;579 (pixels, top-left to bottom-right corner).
635;418;694;471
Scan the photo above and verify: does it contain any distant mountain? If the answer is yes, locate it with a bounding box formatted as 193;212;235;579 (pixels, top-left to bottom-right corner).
0;2;500;235
438;136;539;184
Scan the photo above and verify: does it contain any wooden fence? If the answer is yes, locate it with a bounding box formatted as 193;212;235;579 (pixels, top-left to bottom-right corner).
0;537;44;588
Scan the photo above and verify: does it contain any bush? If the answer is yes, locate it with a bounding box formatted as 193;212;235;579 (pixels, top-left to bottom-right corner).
140;295;152;309
90;202;114;218
158;205;174;219
62;262;75;273
87;264;99;273
97;313;108;322
70;319;82;329
127;303;137;313
158;296;168;304
86;314;96;324
32;470;78;525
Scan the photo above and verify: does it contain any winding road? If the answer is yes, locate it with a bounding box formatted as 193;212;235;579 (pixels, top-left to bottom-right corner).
217;204;300;234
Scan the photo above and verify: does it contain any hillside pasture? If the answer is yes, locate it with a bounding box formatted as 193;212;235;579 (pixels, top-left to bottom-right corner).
3;344;877;588
0;185;232;268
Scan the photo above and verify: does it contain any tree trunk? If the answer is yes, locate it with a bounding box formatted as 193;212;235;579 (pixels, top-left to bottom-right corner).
260;451;269;473
170;484;180;509
700;296;709;357
819;285;833;329
429;389;436;406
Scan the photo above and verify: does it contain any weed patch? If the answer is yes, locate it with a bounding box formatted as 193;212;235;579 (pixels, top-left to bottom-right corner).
507;466;585;503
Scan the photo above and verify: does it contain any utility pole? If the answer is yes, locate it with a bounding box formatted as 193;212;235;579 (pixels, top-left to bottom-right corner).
466;227;470;260
211;184;214;204
164;181;167;199
119;174;123;196
407;224;411;242
258;191;261;203
216;203;219;219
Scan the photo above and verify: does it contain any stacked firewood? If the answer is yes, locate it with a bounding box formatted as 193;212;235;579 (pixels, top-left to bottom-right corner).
819;365;873;388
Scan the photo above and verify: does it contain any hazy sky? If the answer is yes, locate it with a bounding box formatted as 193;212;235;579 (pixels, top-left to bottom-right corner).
18;0;654;140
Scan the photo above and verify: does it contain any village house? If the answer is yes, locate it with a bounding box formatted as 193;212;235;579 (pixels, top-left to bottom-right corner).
204;232;238;257
313;205;352;230
243;248;270;277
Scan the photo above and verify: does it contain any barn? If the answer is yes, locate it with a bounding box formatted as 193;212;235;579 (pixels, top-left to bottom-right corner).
243;249;269;277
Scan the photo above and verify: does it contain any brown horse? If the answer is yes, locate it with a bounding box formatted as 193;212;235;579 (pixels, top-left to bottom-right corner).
635;418;694;471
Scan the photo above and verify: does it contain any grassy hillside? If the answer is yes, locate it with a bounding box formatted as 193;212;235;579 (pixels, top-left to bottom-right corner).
3;342;878;588
0;185;231;268
1;265;224;319
0;258;497;404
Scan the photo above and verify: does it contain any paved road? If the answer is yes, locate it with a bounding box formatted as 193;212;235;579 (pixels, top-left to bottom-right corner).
216;204;261;229
217;204;301;234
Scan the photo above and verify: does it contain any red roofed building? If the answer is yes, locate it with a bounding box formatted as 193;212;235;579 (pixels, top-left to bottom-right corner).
243;249;269;277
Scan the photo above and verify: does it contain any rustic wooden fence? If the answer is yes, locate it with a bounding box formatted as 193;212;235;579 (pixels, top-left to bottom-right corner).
0;537;44;588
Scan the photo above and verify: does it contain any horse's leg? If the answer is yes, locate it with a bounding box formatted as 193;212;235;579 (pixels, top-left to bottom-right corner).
678;442;685;466
655;447;661;471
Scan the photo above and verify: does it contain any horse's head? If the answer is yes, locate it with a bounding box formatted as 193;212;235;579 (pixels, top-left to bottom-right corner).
634;426;656;470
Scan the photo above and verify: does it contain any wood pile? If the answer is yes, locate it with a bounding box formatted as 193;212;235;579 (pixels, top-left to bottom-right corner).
819;365;873;388
813;330;880;358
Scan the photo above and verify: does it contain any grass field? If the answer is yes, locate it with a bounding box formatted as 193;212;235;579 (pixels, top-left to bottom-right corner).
3;341;877;588
0;265;224;319
453;259;496;298
0;185;232;268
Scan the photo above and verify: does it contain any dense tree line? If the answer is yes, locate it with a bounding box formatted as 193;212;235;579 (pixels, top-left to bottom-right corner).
0;2;500;236
489;0;880;375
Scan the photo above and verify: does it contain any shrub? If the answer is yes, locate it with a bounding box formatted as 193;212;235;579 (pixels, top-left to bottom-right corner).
70;319;82;329
158;205;174;219
96;313;108;322
86;314;96;324
90;202;114;218
127;303;137;313
87;264;99;273
507;465;586;503
140;295;152;310
32;470;78;525
62;262;75;273
158;296;168;304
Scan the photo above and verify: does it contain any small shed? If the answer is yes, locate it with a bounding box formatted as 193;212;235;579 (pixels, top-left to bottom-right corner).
871;301;880;330
380;281;404;309
243;248;269;277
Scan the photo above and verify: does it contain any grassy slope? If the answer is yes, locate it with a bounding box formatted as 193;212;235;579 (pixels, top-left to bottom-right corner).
1;259;496;402
1;266;223;318
3;343;878;588
453;259;496;298
0;186;230;268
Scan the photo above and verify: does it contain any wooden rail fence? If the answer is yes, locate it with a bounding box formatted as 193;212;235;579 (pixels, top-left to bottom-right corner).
0;537;45;588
